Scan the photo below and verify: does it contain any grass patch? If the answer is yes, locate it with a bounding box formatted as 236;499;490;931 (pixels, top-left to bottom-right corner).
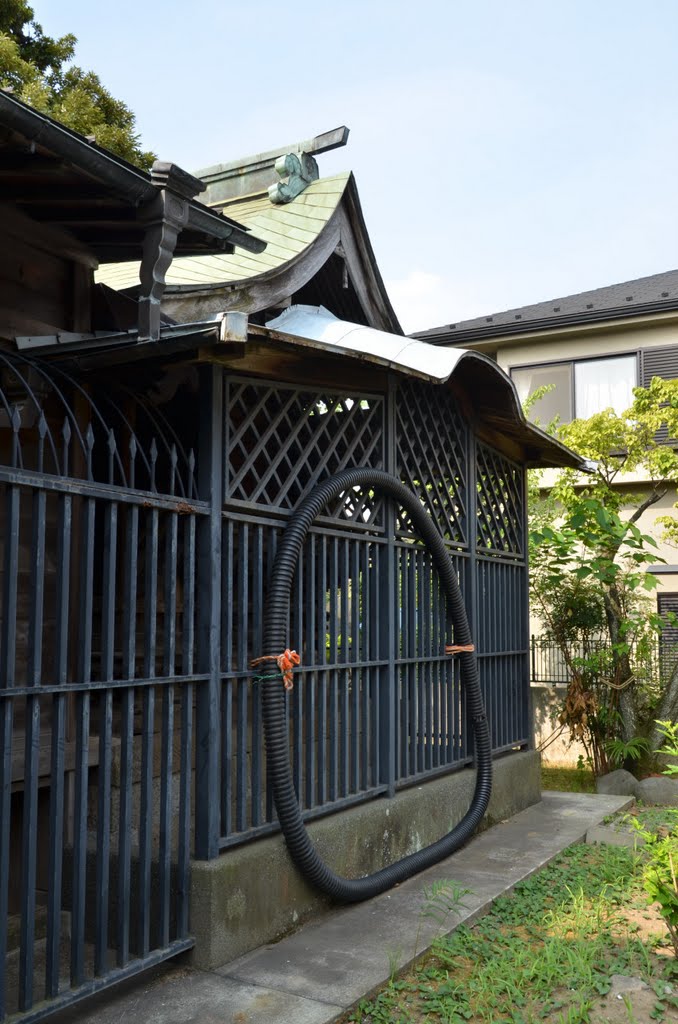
541;765;596;793
344;836;678;1024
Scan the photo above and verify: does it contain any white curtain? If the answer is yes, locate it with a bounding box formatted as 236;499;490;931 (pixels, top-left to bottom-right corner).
574;356;635;419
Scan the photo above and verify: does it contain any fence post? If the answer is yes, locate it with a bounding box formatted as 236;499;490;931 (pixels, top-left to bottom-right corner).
379;375;397;797
194;364;223;860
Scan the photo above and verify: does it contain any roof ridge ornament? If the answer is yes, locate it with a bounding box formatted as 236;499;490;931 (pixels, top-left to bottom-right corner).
268;151;319;204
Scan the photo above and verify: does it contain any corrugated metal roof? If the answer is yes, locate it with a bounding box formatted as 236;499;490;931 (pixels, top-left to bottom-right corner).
96;173;350;292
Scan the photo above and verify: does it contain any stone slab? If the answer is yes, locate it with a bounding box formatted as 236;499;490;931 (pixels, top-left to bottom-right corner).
47;965;342;1024
586;823;645;848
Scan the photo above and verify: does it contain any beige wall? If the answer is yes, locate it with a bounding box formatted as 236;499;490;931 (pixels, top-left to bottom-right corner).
494;313;678;373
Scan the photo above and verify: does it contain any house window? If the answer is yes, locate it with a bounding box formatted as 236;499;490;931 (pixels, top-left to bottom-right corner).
511;354;637;425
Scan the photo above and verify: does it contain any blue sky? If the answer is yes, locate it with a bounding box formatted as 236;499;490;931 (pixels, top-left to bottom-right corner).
39;0;678;332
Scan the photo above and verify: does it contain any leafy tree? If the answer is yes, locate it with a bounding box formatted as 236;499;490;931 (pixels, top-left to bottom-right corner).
0;1;154;167
529;377;678;767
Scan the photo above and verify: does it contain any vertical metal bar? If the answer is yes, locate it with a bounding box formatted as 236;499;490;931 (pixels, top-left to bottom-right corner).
465;432;479;760
117;503;138;966
138;506;158;957
350;541;360;793
397;545;407;779
304;536;316;808
520;470;531;745
328;537;338;802
340;539;349;797
19;487;45;1010
251;525;264;827
361;541;370;789
0;483;18;1016
71;495;94;987
416;548;424;774
1;486;19;691
379;377;397;796
432;550;441;768
291;543;303;805
45;493;71;998
236;523;248;832
317;534;327;806
94;502;117;976
0;698;12;1022
221;518;233;837
407;544;417;777
195;365;222;860
177;513;196;939
158;511;178;948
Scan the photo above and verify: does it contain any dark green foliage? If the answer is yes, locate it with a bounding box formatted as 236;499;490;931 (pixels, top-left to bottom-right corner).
0;1;154;168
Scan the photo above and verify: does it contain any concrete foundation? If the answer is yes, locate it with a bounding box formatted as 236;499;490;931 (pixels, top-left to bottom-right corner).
189;748;541;968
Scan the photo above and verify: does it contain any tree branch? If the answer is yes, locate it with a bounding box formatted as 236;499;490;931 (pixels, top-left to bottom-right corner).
628;489;667;525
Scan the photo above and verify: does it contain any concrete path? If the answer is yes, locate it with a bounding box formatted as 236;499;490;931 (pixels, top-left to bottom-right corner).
55;791;633;1024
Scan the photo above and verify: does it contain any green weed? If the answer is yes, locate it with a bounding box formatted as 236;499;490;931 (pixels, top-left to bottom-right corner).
345;836;676;1024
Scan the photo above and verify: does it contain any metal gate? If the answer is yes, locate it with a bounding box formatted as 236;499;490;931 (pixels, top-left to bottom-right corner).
0;354;203;1022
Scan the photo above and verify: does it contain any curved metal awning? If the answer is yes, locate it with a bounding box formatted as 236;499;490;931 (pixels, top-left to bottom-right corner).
263;305;586;471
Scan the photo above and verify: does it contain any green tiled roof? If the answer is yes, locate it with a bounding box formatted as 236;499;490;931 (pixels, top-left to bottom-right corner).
96;172;351;292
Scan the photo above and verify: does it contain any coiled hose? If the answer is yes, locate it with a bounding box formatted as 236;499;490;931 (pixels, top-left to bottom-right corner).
260;467;492;903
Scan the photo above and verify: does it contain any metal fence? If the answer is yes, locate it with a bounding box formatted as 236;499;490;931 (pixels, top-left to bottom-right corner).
1;358;530;1021
0;355;200;1022
529;635;678;687
214;374;529;848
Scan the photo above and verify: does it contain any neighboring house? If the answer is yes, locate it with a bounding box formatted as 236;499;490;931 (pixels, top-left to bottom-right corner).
415;272;678;764
415;270;678;621
1;92;584;1022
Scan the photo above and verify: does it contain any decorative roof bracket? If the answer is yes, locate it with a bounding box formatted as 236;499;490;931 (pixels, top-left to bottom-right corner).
268;151;319;205
138;162;206;342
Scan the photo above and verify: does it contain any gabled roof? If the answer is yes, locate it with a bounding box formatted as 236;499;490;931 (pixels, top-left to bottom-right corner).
98;172;351;290
416;269;678;345
97;128;401;334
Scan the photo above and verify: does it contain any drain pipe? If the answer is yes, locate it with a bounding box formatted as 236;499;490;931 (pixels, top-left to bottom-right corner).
258;467;492;903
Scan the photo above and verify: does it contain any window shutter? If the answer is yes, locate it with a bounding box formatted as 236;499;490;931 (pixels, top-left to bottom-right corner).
640;346;678;443
658;592;678;679
641;346;678;386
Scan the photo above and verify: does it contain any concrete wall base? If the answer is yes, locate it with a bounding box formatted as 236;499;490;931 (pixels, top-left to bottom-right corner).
189;749;541;969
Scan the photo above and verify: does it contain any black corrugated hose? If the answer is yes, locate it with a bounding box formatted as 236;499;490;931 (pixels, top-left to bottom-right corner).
259;467;492;903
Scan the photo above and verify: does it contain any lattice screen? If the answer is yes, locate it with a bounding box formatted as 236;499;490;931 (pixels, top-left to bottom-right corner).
476;443;523;556
225;377;385;523
395;380;468;545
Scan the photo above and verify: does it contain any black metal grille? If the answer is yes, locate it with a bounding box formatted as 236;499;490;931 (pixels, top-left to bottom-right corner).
0;356;198;1022
2;358;532;1020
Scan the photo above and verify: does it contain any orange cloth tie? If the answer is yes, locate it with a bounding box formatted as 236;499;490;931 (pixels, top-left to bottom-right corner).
251;649;301;690
444;644;475;655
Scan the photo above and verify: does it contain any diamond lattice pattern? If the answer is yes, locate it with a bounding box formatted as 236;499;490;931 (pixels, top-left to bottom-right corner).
226;379;385;523
395;381;468;545
476;443;523;555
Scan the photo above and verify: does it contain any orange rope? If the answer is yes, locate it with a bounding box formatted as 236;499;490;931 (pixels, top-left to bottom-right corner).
251;649;301;690
445;644;475;655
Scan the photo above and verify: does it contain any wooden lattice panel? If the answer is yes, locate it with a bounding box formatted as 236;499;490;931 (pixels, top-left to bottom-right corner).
395;381;468;545
225;378;385;523
476;443;523;556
